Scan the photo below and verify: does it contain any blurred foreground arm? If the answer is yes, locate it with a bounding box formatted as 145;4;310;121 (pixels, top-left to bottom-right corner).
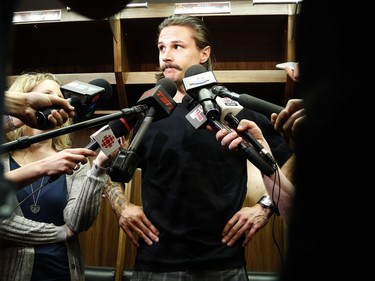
271;99;305;149
4;91;75;130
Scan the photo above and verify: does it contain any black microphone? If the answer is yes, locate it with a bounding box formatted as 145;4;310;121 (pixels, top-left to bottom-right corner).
108;78;177;182
215;96;277;166
183;66;276;177
36;79;112;128
1;103;148;155
62;78;112;123
182;94;208;129
211;85;284;117
182;94;276;177
85;115;142;151
35;96;81;128
183;64;221;120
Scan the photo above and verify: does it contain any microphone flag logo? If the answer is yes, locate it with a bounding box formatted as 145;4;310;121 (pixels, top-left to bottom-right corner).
91;125;120;156
185;103;208;129
101;134;116;148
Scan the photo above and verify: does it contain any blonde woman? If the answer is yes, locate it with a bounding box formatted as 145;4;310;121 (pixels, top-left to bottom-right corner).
0;72;118;281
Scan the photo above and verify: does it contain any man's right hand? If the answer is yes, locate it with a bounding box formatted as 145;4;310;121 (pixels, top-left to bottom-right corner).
119;203;160;247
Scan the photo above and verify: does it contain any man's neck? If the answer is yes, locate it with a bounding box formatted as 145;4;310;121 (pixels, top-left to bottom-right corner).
173;91;186;103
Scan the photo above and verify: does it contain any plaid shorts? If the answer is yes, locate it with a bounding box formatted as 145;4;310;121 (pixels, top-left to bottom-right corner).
130;267;249;281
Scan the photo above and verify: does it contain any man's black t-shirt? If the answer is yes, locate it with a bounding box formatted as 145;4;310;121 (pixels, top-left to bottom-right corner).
134;103;293;271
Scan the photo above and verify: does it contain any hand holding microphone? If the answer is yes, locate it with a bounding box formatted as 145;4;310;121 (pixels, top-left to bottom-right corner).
35;96;80;128
4;91;75;131
182;65;276;176
216;97;276;166
35;79;113;128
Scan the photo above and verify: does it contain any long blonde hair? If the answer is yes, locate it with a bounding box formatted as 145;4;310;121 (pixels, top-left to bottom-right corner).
6;72;72;151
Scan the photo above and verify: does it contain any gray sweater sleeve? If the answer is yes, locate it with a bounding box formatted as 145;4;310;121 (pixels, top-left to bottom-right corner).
0;212;67;246
0;155;108;246
64;161;109;232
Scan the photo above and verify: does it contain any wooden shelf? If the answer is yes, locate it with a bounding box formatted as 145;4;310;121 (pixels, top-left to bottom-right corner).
119;70;286;84
9;0;297;111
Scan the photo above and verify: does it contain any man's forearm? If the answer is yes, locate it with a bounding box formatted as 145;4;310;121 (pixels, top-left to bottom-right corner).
103;181;128;217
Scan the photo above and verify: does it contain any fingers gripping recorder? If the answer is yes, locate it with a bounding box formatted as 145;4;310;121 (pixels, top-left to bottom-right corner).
36;79;113;127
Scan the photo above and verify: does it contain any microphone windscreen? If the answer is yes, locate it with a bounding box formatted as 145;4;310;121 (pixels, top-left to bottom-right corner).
69;95;82;108
89;78;112;102
182;94;198;111
108;119;128;138
108;116;140;138
156;78;177;98
59;0;130;20
185;64;207;78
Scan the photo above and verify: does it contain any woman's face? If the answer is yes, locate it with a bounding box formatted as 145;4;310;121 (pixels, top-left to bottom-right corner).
31;79;63;98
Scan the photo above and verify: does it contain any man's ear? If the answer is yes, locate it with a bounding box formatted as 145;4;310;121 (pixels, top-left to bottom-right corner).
200;46;211;64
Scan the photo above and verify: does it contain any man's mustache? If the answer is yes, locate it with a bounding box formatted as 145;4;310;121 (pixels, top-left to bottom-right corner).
161;64;182;72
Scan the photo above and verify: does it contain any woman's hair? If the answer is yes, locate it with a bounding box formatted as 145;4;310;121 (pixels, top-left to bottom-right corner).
155;14;216;80
6;72;72;151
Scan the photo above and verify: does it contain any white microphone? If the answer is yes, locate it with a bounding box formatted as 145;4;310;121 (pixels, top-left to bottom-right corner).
215;96;276;166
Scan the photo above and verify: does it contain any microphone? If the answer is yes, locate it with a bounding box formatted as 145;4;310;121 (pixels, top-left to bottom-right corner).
136;77;177;121
1;103;148;154
182;94;276;177
35;96;81;128
183;64;220;120
62;78;112;123
36;79;112;128
211;85;284;117
182;65;276;176
182;94;208;129
216;96;277;166
85;115;141;152
108;78;177;182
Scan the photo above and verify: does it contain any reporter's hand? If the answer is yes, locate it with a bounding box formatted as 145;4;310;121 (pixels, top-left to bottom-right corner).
93;136;129;168
65;224;76;239
4;148;96;189
286;62;299;82
271;98;305;144
118;203;159;247
24;92;75;129
5;91;75;130
41;148;96;175
215;119;271;152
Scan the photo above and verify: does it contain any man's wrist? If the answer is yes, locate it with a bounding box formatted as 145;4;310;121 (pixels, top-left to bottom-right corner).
257;195;279;216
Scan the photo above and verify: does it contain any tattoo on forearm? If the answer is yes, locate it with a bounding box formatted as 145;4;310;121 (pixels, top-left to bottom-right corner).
103;181;128;216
